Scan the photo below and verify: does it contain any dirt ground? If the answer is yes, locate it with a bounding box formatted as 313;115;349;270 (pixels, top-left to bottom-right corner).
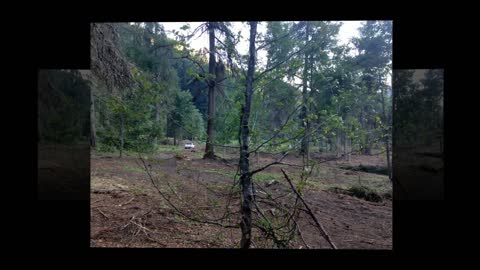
90;147;392;249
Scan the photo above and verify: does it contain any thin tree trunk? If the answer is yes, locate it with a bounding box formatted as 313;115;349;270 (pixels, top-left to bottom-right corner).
239;21;257;249
328;137;332;153
363;72;375;156
173;128;176;146
204;22;216;159
385;137;391;179
300;22;311;159
336;133;342;158
379;74;392;180
363;118;372;155
349;137;352;161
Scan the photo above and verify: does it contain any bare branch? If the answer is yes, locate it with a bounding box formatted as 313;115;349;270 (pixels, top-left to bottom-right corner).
254;43;310;82
293;218;310;249
214;36;248;78
148;42;176;53
252;201;287;248
250;152;289;176
184;23;207;41
255;31;291;51
255;21;303;51
171;54;208;76
249;104;302;154
138;156;238;229
281;169;337;249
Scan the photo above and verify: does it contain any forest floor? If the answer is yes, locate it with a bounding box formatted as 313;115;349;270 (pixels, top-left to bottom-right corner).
90;146;392;249
38;143;90;200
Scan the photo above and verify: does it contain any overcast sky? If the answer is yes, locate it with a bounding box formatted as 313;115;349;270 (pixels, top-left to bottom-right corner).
161;21;364;64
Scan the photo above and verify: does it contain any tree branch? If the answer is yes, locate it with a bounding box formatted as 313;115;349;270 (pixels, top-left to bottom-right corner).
254;43;310;82
249;104;302;154
250;152;289;176
280;169;337;249
138;156;238;229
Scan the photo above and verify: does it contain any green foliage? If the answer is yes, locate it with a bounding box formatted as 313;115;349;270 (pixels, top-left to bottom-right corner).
156;144;183;154
329;183;385;203
94;23;207;153
38;70;90;145
92;21;393;160
168;90;205;140
346;185;383;202
340;165;389;176
353;21;392;70
394;69;443;146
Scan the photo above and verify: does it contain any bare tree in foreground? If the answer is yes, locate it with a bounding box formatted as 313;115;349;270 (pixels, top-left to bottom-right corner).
135;22;339;249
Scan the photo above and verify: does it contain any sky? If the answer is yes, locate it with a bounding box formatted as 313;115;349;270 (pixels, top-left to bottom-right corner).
161;21;364;65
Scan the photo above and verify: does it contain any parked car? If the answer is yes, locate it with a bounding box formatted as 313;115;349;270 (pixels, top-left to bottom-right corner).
184;142;195;149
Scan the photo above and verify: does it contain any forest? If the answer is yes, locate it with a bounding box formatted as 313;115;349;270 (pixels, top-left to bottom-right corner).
83;21;394;248
393;69;444;199
89;22;393;159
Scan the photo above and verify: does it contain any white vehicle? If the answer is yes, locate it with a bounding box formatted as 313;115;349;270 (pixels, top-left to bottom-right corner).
184;142;195;149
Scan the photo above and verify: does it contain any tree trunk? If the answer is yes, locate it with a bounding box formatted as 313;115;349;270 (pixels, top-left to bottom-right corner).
173;128;177;146
379;75;392;180
336;133;342;158
239;22;257;249
347;136;351;161
204;22;217;159
300;22;311;159
385;136;391;179
363;118;372;155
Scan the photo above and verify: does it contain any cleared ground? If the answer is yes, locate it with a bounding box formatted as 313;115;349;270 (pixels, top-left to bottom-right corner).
90;145;392;249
